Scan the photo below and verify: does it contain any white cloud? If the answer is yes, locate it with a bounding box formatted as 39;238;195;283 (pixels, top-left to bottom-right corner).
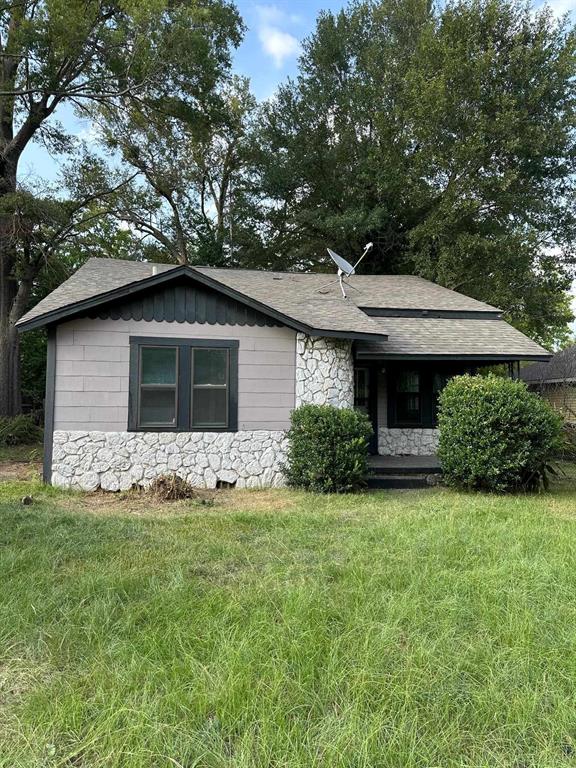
537;0;576;17
75;121;101;145
259;26;300;67
255;5;301;68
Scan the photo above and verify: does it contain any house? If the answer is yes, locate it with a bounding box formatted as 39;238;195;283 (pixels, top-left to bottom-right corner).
520;345;576;422
17;258;550;491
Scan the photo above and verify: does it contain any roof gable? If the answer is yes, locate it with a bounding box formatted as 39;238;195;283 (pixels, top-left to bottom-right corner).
17;260;386;340
85;275;282;327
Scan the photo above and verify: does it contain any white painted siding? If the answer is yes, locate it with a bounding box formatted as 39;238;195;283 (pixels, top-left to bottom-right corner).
54;318;296;431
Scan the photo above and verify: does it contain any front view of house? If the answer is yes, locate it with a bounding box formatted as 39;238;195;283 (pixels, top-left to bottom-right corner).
17;258;551;490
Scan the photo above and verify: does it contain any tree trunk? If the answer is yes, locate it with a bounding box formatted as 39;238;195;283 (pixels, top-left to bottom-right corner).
0;254;20;417
0;158;22;418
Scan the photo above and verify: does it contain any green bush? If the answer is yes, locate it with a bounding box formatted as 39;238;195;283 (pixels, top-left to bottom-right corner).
284;404;372;493
0;414;43;447
438;374;563;492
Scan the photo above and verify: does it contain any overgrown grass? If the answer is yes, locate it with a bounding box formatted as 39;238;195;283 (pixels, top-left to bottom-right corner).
2;480;576;766
0;442;42;463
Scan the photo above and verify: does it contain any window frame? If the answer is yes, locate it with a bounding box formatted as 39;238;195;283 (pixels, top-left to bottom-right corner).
387;364;463;429
191;346;230;429
395;369;422;426
138;344;179;428
128;336;238;432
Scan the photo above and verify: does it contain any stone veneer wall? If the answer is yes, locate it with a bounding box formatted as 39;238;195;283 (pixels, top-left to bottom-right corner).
378;427;439;456
51;430;288;491
295;333;354;408
50;332;356;491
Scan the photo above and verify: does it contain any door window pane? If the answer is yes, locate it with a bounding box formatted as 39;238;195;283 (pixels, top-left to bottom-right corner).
193;349;228;386
396;370;421;424
141;347;177;384
140;388;176;426
354;368;369;413
398;370;420;393
192;388;228;427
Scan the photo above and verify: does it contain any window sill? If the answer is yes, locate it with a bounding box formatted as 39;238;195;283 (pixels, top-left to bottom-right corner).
127;426;237;433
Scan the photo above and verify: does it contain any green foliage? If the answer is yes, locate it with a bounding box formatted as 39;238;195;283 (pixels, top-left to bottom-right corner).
0;415;43;447
257;0;576;345
19;329;47;410
71;71;259;268
285;404;372;493
438;374;563;491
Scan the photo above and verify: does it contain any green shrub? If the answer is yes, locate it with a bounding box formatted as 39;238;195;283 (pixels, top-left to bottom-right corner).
0;414;43;447
284;404;372;493
438;374;563;492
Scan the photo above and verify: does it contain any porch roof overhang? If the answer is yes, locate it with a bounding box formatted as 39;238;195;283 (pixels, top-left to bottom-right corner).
354;316;551;362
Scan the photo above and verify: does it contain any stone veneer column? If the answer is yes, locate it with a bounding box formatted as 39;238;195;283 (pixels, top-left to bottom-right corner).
295;333;354;408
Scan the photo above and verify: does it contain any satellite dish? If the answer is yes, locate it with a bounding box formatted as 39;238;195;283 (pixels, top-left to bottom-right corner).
327;248;356;277
320;242;374;298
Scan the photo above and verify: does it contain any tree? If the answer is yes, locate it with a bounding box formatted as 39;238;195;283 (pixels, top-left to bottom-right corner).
72;74;263;268
256;0;576;345
0;0;242;416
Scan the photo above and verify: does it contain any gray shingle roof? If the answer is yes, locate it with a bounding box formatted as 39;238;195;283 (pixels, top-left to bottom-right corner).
356;317;550;359
520;345;576;383
16;257;551;359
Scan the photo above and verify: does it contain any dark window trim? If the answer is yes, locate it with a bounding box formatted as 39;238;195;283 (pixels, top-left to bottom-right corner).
138;345;179;429
43;326;57;483
128;336;239;432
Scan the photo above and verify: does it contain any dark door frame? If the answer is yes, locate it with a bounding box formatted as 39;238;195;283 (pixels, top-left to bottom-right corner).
354;363;379;454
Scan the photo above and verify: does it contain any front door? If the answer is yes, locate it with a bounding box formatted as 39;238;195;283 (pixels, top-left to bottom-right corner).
354;366;378;454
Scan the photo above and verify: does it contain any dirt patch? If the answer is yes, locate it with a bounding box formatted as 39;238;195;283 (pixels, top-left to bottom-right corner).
54;486;298;518
0;460;42;482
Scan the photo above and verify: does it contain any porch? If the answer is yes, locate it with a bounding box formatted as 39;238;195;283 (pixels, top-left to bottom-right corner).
353;359;480;457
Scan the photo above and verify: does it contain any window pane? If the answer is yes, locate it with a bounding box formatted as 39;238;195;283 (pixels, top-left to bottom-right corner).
141;347;177;385
397;394;421;424
192;388;227;427
397;370;420;393
140;388;176;425
193;348;228;386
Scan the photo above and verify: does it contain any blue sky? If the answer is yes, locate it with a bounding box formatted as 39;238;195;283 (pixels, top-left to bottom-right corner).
234;1;345;99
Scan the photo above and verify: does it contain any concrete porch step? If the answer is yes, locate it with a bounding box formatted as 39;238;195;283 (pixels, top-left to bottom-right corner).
367;454;441;475
366;454;441;489
367;474;433;489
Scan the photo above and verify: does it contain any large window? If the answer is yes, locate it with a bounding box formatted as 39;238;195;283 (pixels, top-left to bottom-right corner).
128;337;238;431
388;366;458;428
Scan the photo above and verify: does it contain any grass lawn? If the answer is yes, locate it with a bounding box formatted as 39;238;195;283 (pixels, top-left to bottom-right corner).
2;478;576;767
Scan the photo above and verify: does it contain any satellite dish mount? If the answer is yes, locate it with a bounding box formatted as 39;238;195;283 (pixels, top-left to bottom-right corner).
319;242;373;298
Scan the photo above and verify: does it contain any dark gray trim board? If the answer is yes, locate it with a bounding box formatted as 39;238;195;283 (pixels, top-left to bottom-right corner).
43;326;56;483
128;336;239;432
15;264;388;342
360;307;502;320
354;352;552;362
